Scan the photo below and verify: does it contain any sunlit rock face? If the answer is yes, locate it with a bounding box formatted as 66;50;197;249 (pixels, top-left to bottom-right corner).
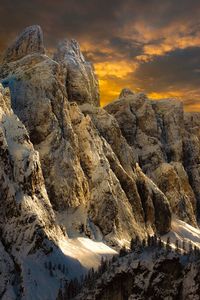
152;162;197;227
1;25;45;64
119;88;135;99
0;25;171;247
105;91;200;225
184;112;200;216
79;104;171;235
1;54;89;211
54;39;100;106
0;24;199;298
105;93;184;173
69;103;147;242
0;83;76;300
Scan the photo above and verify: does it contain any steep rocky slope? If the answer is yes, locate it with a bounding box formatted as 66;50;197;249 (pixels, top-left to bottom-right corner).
75;247;200;300
0;25;199;299
105;92;200;226
0;84;85;300
2;25;45;64
74;218;200;300
0;25;172;247
184;112;200;214
54;39;100;106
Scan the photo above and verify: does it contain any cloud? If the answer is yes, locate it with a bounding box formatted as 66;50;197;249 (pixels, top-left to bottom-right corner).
1;0;200;110
133;47;200;93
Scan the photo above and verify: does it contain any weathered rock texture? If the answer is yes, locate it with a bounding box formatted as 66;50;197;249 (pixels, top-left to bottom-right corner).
184;112;200;215
0;84;83;300
80;104;171;235
1;53;89;211
2;25;45;64
0;25;199;298
0;26;172;249
76;250;200;300
54;39;100;106
105;92;200;226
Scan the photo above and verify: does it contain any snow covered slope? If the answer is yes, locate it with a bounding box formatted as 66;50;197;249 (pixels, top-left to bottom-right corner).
1;25;200;300
59;237;117;270
162;217;200;249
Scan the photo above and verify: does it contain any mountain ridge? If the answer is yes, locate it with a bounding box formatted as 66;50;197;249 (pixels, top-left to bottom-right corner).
0;25;199;299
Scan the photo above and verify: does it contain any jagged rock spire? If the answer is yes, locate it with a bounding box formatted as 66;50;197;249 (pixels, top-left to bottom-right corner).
54;39;85;62
54;39;100;106
119;88;134;98
2;25;45;63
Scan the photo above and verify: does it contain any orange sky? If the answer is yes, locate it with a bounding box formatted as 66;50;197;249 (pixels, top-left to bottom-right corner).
1;0;200;111
91;51;200;109
80;16;200;110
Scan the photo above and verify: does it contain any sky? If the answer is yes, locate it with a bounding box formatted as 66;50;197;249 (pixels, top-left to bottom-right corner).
0;0;200;110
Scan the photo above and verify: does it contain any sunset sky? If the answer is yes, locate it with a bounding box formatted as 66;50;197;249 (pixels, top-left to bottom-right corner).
0;0;200;110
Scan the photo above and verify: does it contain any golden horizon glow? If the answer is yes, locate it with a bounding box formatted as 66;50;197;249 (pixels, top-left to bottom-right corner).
77;15;200;111
86;20;200;112
92;36;200;111
94;61;200;111
1;0;200;111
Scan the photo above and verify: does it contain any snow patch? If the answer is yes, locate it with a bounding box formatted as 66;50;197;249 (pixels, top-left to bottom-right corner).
58;237;117;270
162;217;200;250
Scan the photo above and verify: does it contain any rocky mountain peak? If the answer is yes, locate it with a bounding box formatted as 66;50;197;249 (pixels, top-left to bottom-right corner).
2;25;45;64
54;38;100;106
119;88;135;98
54;39;85;62
0;24;200;299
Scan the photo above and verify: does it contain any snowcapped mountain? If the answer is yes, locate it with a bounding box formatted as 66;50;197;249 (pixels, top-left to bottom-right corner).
0;25;200;299
75;220;200;300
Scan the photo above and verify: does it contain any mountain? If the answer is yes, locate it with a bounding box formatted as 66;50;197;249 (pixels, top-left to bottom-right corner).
75;223;200;300
105;91;200;227
0;25;199;299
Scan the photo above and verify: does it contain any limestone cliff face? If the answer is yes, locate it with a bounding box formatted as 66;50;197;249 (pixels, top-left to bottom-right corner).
105;93;184;173
0;25;172;247
54;39;100;106
1;53;89;211
2;25;45;64
0;84;78;300
152;162;197;226
69;103;146;242
105;92;199;226
79;104;171;235
0;24;199;298
184;112;200;215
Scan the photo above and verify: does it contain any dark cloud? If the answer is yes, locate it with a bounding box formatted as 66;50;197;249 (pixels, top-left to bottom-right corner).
133;47;200;93
84;37;144;64
83;50;112;63
0;0;200;109
0;0;200;49
109;37;144;59
0;0;123;49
